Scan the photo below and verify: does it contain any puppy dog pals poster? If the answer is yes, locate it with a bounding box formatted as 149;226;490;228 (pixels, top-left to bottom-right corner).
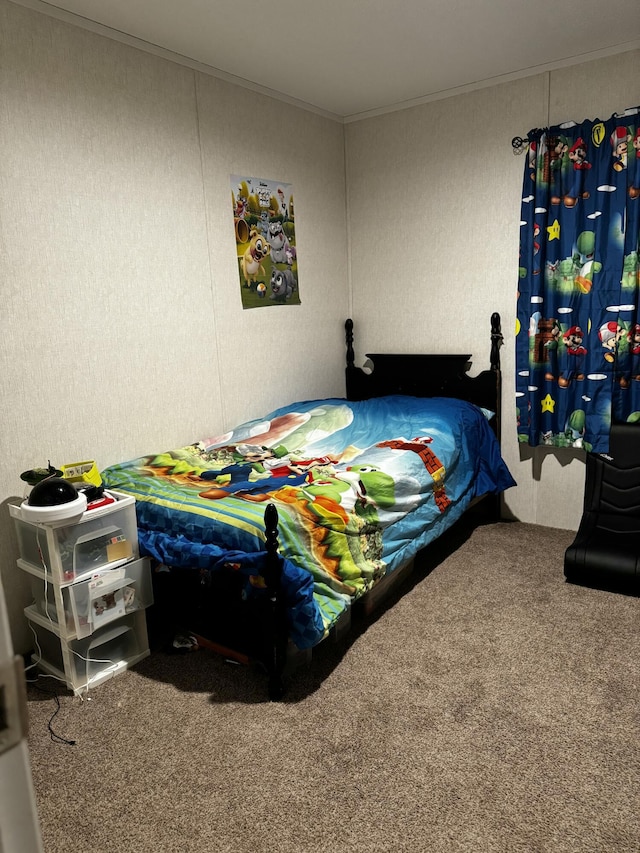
231;175;300;309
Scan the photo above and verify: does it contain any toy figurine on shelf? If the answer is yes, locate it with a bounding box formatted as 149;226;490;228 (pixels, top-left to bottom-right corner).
20;461;62;490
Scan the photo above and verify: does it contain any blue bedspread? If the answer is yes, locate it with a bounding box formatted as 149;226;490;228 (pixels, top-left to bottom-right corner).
101;396;516;649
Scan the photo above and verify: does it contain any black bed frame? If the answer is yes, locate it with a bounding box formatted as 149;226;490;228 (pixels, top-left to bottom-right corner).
345;313;503;436
254;313;505;699
190;314;502;701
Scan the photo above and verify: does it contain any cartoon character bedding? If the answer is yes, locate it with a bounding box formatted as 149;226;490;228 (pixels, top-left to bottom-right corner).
101;395;516;651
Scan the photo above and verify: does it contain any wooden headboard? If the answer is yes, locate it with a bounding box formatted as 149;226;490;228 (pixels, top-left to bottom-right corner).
344;313;504;440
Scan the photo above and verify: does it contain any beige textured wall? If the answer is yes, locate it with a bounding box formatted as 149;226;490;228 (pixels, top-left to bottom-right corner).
195;75;350;426
0;0;348;651
1;0;637;652
345;50;640;531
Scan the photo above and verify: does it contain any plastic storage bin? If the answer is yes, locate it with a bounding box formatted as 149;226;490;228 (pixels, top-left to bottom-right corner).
23;557;152;640
14;489;152;695
68;557;152;639
25;609;150;695
10;491;139;582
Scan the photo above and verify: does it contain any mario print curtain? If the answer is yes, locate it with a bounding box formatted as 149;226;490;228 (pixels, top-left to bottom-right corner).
515;109;640;453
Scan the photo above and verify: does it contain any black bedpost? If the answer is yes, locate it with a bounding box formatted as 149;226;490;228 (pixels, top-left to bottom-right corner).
489;312;503;522
263;503;287;701
490;312;503;372
345;318;362;400
345;318;355;369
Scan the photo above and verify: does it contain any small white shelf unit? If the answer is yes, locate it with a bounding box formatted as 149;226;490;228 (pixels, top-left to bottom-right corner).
10;490;152;696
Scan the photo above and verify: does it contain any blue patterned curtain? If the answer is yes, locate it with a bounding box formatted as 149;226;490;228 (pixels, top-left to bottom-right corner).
515;110;640;453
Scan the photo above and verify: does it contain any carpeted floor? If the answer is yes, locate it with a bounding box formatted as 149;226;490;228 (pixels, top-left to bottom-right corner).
25;520;640;853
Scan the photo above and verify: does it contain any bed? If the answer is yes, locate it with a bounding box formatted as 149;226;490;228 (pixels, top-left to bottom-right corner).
101;314;515;698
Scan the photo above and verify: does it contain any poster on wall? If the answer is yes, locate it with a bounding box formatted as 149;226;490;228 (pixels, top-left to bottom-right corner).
231;175;300;309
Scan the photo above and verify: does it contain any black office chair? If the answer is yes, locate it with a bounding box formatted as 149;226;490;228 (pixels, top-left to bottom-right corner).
564;422;640;592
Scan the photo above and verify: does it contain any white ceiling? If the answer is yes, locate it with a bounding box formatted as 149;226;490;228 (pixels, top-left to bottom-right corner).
19;0;640;120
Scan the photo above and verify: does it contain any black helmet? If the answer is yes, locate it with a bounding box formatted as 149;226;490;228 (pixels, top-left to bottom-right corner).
28;477;79;507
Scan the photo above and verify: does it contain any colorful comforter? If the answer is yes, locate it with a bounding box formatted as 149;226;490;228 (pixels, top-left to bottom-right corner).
101;396;516;649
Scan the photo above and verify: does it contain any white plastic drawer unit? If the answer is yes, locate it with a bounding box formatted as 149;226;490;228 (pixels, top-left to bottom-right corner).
22;557;153;640
9;491;139;583
25;610;150;695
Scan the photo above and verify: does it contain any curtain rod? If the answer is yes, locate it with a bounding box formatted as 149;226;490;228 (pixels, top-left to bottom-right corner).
512;105;639;153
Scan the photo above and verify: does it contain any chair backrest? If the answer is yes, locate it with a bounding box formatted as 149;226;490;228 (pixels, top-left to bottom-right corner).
583;422;640;523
